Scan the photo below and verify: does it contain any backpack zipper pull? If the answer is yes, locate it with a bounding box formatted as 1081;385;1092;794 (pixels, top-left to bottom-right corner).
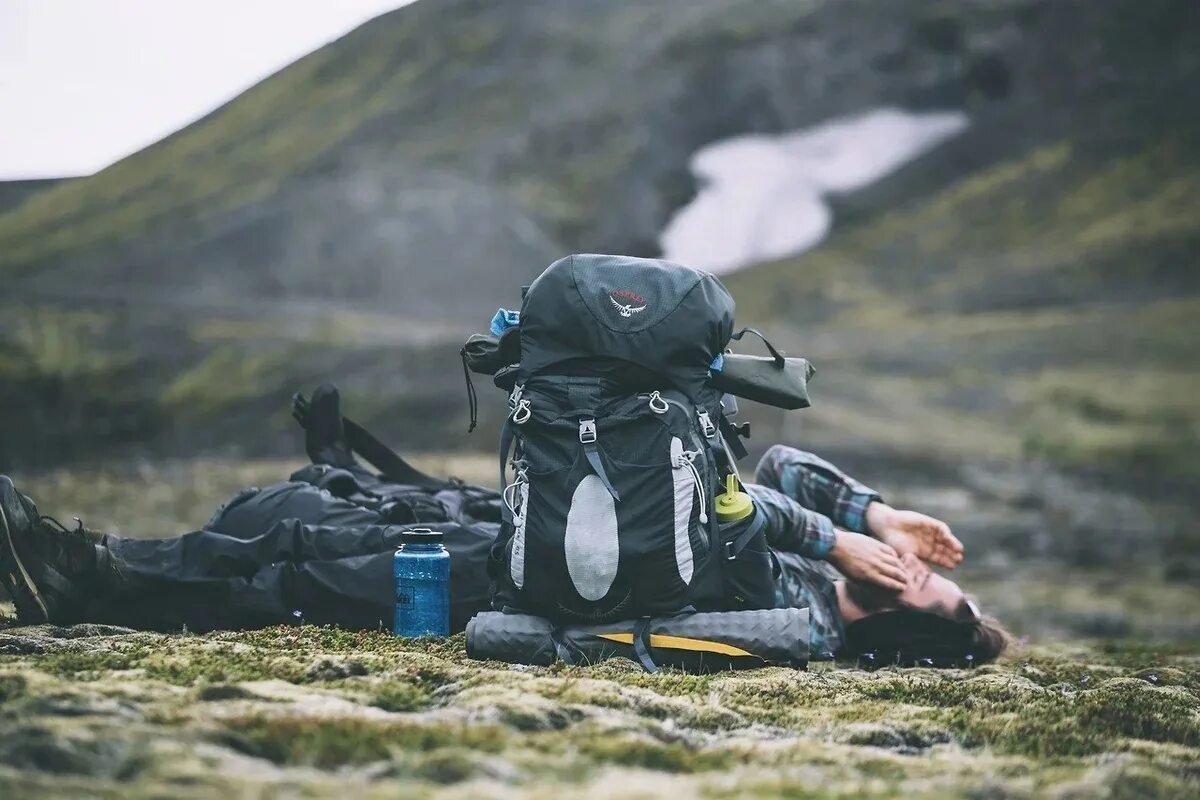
647;391;669;414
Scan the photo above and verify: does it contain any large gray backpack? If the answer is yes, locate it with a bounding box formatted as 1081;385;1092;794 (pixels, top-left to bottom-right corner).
491;254;753;623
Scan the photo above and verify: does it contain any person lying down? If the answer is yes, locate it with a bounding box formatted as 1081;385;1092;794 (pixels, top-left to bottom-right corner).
0;440;1010;668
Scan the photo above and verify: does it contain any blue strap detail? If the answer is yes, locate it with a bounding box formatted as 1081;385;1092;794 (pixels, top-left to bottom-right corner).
632;618;658;673
583;443;620;501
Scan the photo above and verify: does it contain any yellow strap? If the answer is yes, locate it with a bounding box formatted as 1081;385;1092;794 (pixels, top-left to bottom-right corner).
595;632;754;658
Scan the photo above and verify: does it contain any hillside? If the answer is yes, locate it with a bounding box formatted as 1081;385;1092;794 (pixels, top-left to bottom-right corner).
725;130;1200;485
0;0;1197;491
3;0;1193;314
0;179;72;215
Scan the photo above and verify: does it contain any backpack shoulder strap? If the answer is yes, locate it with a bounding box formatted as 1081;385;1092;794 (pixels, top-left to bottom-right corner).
341;416;448;490
292;388;448;490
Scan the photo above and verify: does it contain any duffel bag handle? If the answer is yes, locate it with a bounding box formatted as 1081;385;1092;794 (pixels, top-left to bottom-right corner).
729;327;785;368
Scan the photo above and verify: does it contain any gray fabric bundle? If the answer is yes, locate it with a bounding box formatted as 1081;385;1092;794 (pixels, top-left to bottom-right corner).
466;607;808;673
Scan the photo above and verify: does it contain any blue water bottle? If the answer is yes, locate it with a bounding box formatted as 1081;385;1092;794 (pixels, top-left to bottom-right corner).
393;528;451;637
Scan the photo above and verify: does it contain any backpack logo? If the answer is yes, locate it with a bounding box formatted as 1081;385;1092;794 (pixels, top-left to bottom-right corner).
608;289;648;318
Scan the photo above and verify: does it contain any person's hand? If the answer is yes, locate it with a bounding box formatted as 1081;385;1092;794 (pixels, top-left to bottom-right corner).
828;530;908;592
865;502;964;570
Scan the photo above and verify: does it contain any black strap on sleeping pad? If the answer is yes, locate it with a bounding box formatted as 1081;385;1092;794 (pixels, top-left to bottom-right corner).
729;326;786;367
723;504;767;561
632;617;658;673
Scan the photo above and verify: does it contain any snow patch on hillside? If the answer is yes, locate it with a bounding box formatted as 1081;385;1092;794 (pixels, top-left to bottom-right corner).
660;108;969;273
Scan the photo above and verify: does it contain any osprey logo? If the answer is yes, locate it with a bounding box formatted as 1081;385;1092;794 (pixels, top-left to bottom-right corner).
608;289;648;318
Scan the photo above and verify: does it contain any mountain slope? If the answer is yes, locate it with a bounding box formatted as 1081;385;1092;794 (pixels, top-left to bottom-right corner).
7;0;1193;317
726;130;1200;484
0;178;73;215
0;0;1197;486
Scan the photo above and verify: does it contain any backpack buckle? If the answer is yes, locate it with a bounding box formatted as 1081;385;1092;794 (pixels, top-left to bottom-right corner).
697;411;716;438
579;419;597;444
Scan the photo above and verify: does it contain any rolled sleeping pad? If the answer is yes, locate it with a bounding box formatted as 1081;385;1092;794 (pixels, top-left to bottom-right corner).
708;354;815;410
466;607;809;673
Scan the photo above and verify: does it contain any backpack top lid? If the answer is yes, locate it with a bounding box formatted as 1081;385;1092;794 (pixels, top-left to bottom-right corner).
517;254;735;397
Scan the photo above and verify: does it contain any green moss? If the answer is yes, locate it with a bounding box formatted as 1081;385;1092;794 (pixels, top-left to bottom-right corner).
142;647;306;685
36;648;139;677
1;617;1199;795
577;736;733;774
192;683;259;702
370;682;434;713
1107;767;1198;800
229;715;507;768
409;749;481;784
0;673;28;702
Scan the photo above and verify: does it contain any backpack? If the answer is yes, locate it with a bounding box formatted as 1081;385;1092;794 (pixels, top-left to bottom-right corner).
485;254;764;623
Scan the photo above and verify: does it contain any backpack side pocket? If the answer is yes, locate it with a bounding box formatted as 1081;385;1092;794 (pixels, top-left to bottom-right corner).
719;506;777;611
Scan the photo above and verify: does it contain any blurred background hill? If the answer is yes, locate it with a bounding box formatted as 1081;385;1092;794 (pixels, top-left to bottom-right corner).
1;0;1197;580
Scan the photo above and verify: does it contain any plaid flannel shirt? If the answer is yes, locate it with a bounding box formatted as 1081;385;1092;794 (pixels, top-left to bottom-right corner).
747;444;883;560
745;445;885;658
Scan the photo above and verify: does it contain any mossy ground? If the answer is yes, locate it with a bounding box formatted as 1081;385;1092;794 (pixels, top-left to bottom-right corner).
0;620;1197;798
1;457;1198;797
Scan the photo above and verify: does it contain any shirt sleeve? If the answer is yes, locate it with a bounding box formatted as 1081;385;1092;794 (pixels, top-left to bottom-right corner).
746;484;836;560
752;445;882;534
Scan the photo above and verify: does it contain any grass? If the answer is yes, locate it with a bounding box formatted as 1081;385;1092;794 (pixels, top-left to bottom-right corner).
0;617;1197;798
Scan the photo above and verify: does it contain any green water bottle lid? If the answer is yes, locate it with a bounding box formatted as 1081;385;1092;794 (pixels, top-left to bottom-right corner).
714;474;754;523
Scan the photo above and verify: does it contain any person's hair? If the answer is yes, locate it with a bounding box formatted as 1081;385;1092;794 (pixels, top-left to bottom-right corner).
843;607;1012;668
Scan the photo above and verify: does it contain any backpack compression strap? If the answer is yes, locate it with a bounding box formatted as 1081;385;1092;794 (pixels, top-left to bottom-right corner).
292;390;448;490
578;419;620;501
723;505;768;561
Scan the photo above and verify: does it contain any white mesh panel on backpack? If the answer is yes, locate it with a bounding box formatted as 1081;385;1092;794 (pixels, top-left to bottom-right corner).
670;437;695;585
564;474;620;601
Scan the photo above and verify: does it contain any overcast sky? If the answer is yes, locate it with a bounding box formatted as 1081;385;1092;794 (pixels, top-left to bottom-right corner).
0;0;413;180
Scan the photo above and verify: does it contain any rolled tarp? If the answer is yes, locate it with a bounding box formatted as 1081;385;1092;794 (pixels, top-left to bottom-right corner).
708;353;815;410
466;607;808;673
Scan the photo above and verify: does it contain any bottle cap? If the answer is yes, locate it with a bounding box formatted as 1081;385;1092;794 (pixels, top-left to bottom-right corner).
400;528;443;545
714;474;754;523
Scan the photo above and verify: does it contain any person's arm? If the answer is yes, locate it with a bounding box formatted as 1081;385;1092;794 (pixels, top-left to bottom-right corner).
753;445;882;534
747;484;836;559
754;445;964;569
747;485;908;591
